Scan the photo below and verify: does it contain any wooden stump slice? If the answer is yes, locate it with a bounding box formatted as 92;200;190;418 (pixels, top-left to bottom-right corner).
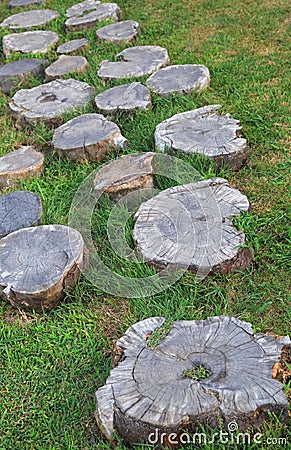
0;225;86;312
147;64;210;97
9;0;45;7
98;46;170;80
52;113;127;161
65;3;122;31
95;82;151;114
155;105;248;170
0;146;44;188
134;178;253;275
95;316;290;445
0;190;42;237
57;38;89;54
2;31;59;58
96;20;140;44
45;55;88;81
0;58;47;94
1;9;59;30
66;0;101;18
9;79;95;127
93;152;155;198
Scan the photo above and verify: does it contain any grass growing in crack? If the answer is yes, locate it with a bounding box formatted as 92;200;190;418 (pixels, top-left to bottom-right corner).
184;366;212;381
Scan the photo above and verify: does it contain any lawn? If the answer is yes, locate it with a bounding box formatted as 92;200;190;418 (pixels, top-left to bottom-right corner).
0;0;290;448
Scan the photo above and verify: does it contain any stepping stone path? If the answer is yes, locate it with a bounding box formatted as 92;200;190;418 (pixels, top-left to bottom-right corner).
96;20;140;43
93;152;155;198
57;38;89;54
95;82;151;114
155;105;248;170
65;3;122;31
9;79;95;127
9;0;45;6
1;9;59;30
95;316;290;444
134;178;253;275
0;225;86;312
0;190;42;238
147;64;210;96
45;55;88;81
98;46;170;80
52;113;127;161
0;58;47;94
3;31;59;58
0;146;44;188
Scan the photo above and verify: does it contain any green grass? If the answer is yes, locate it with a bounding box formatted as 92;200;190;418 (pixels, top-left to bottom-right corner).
0;0;290;448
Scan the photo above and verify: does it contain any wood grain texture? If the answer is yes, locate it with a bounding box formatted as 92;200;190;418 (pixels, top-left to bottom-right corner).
57;38;88;54
0;146;44;188
1;9;59;30
96;20;140;43
66;0;101;18
134;178;253;275
2;31;59;58
45;55;88;81
0;225;86;311
95;316;290;446
155;105;248;170
95;82;151;114
65;3;122;31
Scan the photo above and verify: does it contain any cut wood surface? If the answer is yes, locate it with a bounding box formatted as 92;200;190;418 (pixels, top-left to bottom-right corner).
95;82;151;114
66;0;101;18
96;20;140;43
65;3;122;31
134;178;253;275
1;9;59;30
52;113;127;161
45;55;88;80
57;38;88;54
0;190;42;237
0;58;47;94
95;316;290;446
0;225;86;312
9;0;45;7
98;45;170;80
155;105;248;170
0;146;44;188
2;30;59;58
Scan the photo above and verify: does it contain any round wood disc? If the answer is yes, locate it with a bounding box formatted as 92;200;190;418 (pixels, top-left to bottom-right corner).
0;190;42;237
45;55;88;81
0;146;44;188
155;105;248;170
0;58;47;94
57;38;88;54
95;82;151;114
95;316;290;444
0;225;86;311
96;20;140;43
1;9;59;30
65;3;122;31
66;0;101;18
98;45;170;80
134;178;253;275
2;31;59;58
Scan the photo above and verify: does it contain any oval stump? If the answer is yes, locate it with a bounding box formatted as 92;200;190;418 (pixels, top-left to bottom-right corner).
95;82;151;114
1;9;59;30
45;55;88;80
2;31;59;59
0;58;47;94
0;146;44;188
57;38;89;54
65;3;122;31
96;20;140;44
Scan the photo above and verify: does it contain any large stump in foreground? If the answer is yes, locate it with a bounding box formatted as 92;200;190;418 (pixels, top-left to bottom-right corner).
0;225;86;311
95;316;290;446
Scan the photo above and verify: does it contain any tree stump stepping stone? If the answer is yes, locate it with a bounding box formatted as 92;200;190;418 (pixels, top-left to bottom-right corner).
95;316;290;445
57;38;89;55
0;225;86;312
96;20;140;44
0;146;44;188
1;9;59;30
0;58;47;94
9;79;95;127
146;64;210;97
93;152;155;198
45;55;88;81
155;105;248;170
98;46;170;80
95;82;151;114
0;190;42;238
65;3;122;31
2;31;59;58
133;178;253;275
9;0;45;7
65;0;101;18
52;113;127;161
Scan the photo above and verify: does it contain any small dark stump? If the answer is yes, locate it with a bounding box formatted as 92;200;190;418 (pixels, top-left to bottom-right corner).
0;58;47;94
94;82;151;114
0;146;44;188
1;9;59;30
96;20;140;44
0;190;42;237
45;55;88;80
2;31;59;58
95;316;290;446
57;38;88;54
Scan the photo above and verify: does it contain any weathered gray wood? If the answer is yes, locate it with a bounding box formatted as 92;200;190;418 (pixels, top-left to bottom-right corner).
9;0;45;7
65;3;122;31
134;178;253;275
9;79;95;127
45;55;88;81
98;46;170;80
1;9;59;30
0;190;42;237
96;20;140;43
57;38;88;54
2;31;59;58
147;64;210;97
95;82;151;114
95;316;290;445
0;58;47;94
0;146;44;188
0;225;86;312
93;152;155;197
66;0;101;18
52;113;127;161
155;105;248;170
